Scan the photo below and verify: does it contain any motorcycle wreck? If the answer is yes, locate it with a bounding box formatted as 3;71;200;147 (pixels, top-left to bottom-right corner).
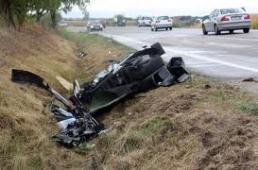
11;43;190;147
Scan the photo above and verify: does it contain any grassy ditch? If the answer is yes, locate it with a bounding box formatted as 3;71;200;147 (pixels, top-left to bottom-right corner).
0;26;132;169
1;27;258;169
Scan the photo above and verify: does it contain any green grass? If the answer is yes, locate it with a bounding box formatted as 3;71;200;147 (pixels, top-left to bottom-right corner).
58;29;133;53
120;136;142;153
118;116;173;154
136;116;172;137
238;101;258;115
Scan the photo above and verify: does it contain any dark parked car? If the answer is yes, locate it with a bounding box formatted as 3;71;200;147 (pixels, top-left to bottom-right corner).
87;20;104;32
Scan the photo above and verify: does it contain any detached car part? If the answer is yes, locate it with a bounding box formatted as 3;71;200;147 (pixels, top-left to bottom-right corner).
11;43;190;147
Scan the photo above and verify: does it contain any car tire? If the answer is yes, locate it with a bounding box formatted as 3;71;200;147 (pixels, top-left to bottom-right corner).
169;27;172;31
155;28;158;32
214;25;221;35
151;28;154;31
202;25;208;35
229;30;234;34
243;28;250;33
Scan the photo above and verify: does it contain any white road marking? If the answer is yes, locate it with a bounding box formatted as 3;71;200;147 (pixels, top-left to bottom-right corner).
189;63;222;68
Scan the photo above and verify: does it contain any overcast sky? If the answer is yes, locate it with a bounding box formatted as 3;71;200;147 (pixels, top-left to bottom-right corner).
62;0;258;18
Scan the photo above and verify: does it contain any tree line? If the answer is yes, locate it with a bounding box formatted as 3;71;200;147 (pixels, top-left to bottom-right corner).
0;0;89;29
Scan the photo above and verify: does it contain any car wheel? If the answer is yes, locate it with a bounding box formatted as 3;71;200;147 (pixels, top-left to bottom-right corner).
243;28;250;33
169;27;172;30
155;28;158;31
214;25;220;35
229;30;234;34
166;28;168;31
151;28;154;31
202;25;208;35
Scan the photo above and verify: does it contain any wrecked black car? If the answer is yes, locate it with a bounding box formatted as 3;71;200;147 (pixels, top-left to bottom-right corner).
12;43;190;147
78;43;189;113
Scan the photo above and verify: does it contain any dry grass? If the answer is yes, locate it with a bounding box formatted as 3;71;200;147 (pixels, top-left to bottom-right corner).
251;14;258;29
1;27;258;169
0;26;131;169
87;76;258;169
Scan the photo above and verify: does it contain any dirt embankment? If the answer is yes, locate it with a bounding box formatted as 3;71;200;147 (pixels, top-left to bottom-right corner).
1;27;258;169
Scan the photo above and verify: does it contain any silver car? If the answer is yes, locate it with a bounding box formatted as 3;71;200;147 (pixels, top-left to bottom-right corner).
202;8;251;35
151;16;173;31
138;16;153;27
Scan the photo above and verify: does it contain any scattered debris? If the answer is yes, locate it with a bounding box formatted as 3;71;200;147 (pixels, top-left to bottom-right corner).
12;69;104;147
77;49;88;58
56;76;73;91
204;84;211;89
11;43;190;147
243;78;258;83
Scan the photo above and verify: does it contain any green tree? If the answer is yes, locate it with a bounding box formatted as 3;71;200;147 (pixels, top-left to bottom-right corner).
0;0;15;27
0;0;90;29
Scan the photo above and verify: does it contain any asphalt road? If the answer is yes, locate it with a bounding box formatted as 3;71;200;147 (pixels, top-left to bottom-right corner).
67;26;258;83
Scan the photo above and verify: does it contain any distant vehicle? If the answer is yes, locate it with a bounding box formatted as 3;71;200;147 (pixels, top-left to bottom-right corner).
138;16;153;27
202;8;251;35
58;21;68;27
151;16;173;31
87;20;104;32
114;15;126;27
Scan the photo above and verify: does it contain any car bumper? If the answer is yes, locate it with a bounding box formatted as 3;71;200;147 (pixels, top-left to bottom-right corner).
143;23;151;26
152;24;172;28
89;27;102;31
218;21;251;31
140;22;152;26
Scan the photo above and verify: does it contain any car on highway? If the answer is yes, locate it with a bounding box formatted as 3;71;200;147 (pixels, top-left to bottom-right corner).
151;16;173;31
87;20;104;32
202;8;251;35
138;16;153;27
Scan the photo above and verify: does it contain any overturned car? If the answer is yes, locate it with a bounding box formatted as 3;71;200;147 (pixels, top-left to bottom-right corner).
12;43;190;147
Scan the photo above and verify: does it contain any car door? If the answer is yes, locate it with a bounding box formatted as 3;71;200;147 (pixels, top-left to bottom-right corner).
204;10;215;31
210;10;220;31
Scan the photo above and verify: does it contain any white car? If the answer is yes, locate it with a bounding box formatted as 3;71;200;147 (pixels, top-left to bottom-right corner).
202;8;251;35
151;16;173;31
138;17;153;27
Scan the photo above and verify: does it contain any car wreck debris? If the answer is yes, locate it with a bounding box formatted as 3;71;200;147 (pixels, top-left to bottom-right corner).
11;43;190;147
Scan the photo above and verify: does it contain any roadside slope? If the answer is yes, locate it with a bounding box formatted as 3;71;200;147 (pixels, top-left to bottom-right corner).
60;31;258;170
0;26;131;169
1;27;258;169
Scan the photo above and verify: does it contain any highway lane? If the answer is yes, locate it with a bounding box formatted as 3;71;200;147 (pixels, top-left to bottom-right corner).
67;26;258;86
